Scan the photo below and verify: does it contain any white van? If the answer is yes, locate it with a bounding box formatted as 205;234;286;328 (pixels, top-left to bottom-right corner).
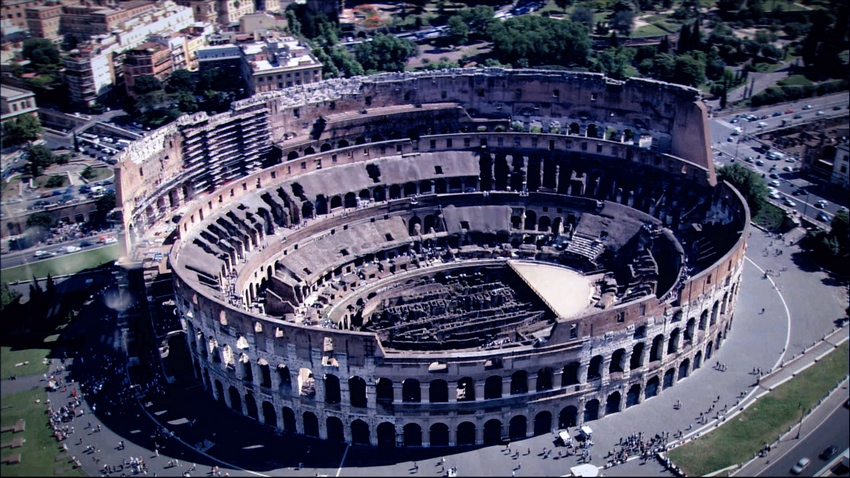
757;121;768;128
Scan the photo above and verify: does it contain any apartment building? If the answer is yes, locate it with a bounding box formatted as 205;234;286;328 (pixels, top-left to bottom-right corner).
124;42;173;96
243;38;321;94
0;84;38;127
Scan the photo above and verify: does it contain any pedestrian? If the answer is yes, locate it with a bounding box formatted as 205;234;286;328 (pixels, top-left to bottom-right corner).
154;448;159;457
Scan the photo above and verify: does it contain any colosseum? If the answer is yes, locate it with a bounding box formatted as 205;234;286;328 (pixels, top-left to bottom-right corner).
115;69;749;448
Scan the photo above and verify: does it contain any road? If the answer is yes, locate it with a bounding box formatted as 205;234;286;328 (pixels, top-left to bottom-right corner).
708;93;849;225
2;236;117;269
759;402;849;477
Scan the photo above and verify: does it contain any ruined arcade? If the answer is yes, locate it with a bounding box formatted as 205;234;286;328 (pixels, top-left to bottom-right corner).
115;69;750;448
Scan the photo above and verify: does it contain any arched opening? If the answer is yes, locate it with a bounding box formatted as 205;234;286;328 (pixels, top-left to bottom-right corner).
587;355;603;381
408;216;422;236
282;407;296;432
229;386;242;413
678;358;690;380
650;335;664;362
351;419;370;445
511;371;528;394
484;419;502;445
389;184;402;200
706;341;714;360
685;318;696;342
663;367;676;389
645;376;660;398
524;210;537;230
404;423;422;447
509;416;527;440
434;178;447;194
631;343;645;370
244;392;258;420
484;376;502;399
457;377;475;402
606;391;621;415
287;151;298;161
668;328;680;355
711;301;719;326
587;124;598;138
610;349;626;374
449;177;462;193
430;380;448;403
534;411;552;436
536;367;554;391
699;310;708;330
325;374;341;404
330;195;342;210
376;377;393;403
377;422;396;447
626;384;641;408
569;122;580;135
359;189;371;201
402;379;421;402
404;182;417;197
304;146;316;155
559;406;578;428
349;376;367;408
262;401;276;426
303;412;319;437
419;180;432;194
320;143;332;152
278;365;291;393
584;399;600;422
456;422;476;446
344;192;357;209
694;351;703;370
326;417;345;442
338;139;350;148
214;380;224;403
258;359;271;388
562;362;580;387
430;423;449;447
301;201;314;219
538;215;551;232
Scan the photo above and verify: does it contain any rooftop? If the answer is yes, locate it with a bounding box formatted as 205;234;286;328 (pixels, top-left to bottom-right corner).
0;84;35;100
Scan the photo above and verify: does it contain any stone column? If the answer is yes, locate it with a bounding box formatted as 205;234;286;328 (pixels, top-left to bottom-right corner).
601;358;611;386
578;363;588;385
421;382;429;403
474;382;484;401
623;352;633;379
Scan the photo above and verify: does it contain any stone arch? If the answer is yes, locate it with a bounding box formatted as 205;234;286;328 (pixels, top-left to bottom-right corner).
320;143;332;152
484;419;502;445
330;195;342;210
282;407;296;432
538;215;552;232
630;343;646;370
484;375;502;399
534;411;552;436
419;179;432;194
584;399;600;422
303;411;319;437
327;416;345;442
694;350;703;369
287;150;298;161
663;367;676;389
457;377;475;402
403;423;422;447
325;373;341;404
706;341;714;360
650;334;664;362
587;124;599;138
716;331;723;349
430;423;450;447
563;362;580;387
244;392;258;420
456;422;476;446
524;210;537;230
606;391;621;414
228;386;242;413
214;380;224;403
588;355;603;381
626;384;641;408
449;177;463;193
277;364;291;392
404;182;417;197
359;189;371;201
389;184;402;200
699;310;708;330
344;192;357;209
376;377;393;403
537;367;554;391
559;406;578;428
430;380;448;403
349;376;368;408
685;318;696;342
351;419;370;445
678;358;690;380
304;146;316;155
610;349;626;373
511;371;528;394
402;379;421;402
262;401;276;426
711;300;719;326
434;178;447;194
569;122;580;135
301;201;314;219
338;139;350;148
668;328;680;354
377;422;396;447
645;375;660;398
509;415;526;441
408;216;422;236
423;214;437;234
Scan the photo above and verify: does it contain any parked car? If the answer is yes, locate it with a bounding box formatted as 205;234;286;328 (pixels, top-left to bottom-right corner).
782;166;793;172
802;104;812;110
820;445;838;461
755;160;765;166
744;156;754;163
815;200;828;208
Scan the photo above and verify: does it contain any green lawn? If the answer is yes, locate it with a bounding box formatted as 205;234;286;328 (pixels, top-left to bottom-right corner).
669;343;849;476
0;243;121;283
753;202;785;230
633;24;669;37
0;345;51;380
0;388;85;477
80;167;113;183
778;74;815;87
33;175;69;190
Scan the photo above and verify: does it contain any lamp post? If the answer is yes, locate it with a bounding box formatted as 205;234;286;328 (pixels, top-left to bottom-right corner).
795;402;804;439
801;190;810;222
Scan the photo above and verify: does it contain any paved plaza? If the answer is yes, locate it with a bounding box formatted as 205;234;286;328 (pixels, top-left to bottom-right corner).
2;227;848;477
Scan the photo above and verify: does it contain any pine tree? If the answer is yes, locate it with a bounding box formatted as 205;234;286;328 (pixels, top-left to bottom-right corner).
677;24;691;54
658;36;670;54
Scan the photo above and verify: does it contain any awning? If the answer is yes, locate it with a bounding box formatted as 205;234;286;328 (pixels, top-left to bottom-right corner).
580;425;593;436
570;464;599;477
558;430;572;443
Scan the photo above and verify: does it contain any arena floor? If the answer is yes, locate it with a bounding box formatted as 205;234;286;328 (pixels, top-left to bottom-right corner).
509;260;595;319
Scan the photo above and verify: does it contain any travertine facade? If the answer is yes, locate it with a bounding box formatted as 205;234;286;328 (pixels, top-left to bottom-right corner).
117;69;748;447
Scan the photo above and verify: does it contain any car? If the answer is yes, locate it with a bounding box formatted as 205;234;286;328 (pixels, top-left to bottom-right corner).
80;240;93;247
755;160;765;166
727;137;735;142
816;110;825;116
34;250;48;257
782;197;795;207
771;111;782;117
769;173;779;179
783;166;793;172
834;105;842;110
791;457;811;474
802;104;812;110
817;212;830;222
815;200;828;208
784;109;794;114
793;114;803;119
769;180;781;187
65;246;81;253
730;117;739;123
744;156;754;163
769;191;781;199
785;157;796;163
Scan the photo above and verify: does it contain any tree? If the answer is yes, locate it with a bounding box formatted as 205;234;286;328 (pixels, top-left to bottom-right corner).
554;0;574;11
489;16;592;68
6;114;42;145
571;6;595;29
174;90;198;114
716;163;767;217
45;176;65;188
27;144;55;177
446;15;469;45
26;211;57;230
611;10;635;35
133;75;163;96
673;52;706;87
458;6;496;40
22;39;60;69
355;33;418;73
596;46;635;79
0;283;21;313
167;69;194;93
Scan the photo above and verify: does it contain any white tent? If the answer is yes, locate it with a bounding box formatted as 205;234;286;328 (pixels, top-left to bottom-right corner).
570;464;599;477
580;425;593;437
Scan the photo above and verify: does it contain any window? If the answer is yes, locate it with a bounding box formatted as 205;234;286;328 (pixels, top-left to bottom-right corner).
553;89;559;99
